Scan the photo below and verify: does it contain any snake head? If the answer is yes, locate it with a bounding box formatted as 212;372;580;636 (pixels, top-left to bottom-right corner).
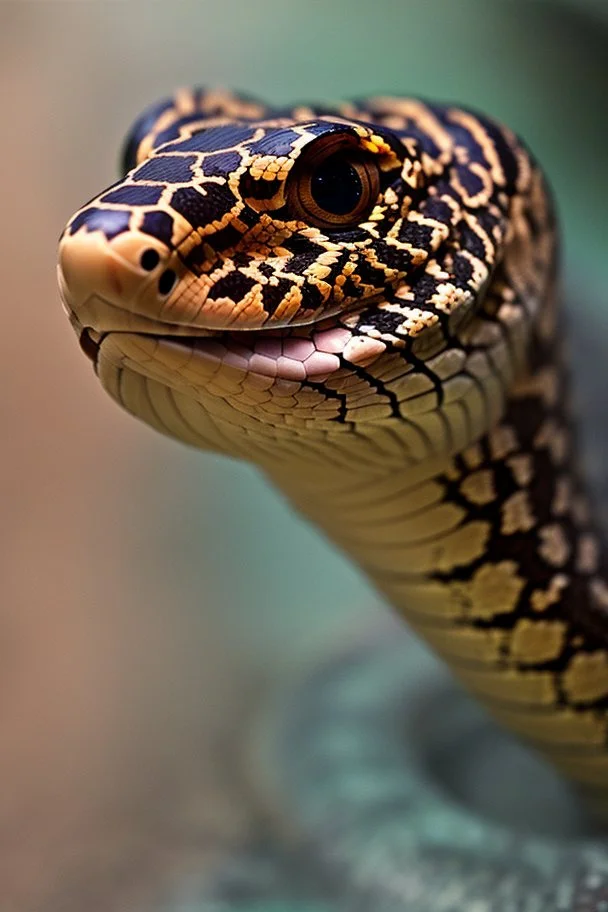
58;115;418;334
57;90;554;469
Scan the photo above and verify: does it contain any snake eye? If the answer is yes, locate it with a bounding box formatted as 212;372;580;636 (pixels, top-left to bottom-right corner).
287;134;380;230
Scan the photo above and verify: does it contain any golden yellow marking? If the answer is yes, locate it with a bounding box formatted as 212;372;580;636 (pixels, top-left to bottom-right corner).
388;580;468;621
468;561;524;620
534;420;569;465
510;619;566;665
443;461;461;482
249;154;292;182
429;282;467;314
270;286;303;323
452;161;493;208
501;490;536;534
460;469;496;505
538;523;571;567
372;98;454;156
507;454;533;487
395;307;440;336
563;651;608;705
449;110;506;184
462;443;484;470
415;623;506;665
489;424;518;461
530;574;569;612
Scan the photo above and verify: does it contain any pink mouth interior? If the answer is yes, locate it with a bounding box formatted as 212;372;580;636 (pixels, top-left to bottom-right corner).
172;326;352;381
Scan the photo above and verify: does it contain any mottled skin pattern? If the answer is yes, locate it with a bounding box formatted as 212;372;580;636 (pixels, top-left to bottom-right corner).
57;89;608;908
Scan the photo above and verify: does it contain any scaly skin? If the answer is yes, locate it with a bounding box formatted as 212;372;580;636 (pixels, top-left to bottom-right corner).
57;89;608;909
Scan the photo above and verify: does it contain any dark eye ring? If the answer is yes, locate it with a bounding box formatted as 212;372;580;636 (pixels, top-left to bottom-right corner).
287;134;380;230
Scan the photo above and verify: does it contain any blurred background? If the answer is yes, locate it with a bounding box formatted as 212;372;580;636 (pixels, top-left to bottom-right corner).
1;2;606;910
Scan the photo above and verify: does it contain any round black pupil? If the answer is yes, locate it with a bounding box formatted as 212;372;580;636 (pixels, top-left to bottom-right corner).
310;155;362;216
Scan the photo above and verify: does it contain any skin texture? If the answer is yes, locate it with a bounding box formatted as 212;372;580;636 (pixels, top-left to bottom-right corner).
57;89;608;908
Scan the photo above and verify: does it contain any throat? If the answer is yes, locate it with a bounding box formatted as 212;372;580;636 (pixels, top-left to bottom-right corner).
265;361;608;804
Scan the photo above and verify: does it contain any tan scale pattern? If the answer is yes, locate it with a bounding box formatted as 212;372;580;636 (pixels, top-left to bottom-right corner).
57;88;608;807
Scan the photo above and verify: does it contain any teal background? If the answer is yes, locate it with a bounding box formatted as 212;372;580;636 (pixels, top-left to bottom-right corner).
0;2;606;909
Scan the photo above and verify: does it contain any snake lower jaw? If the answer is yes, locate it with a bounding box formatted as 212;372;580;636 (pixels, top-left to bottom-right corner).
90;320;388;388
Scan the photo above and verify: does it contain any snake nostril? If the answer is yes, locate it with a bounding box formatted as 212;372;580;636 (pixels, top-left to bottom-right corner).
140;248;161;271
158;269;177;296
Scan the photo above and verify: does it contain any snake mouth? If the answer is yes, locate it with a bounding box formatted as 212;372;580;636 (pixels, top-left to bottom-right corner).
79;326;105;364
80;311;387;382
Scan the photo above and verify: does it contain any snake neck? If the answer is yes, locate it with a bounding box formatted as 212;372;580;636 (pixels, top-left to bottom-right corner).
265;307;608;807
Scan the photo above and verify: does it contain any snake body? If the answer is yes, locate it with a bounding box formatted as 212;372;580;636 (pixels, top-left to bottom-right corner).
57;89;608;908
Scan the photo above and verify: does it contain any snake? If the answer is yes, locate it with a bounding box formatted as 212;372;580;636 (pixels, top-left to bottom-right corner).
57;88;608;910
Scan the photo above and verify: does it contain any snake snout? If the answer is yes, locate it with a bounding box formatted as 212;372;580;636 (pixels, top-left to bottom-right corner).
57;222;180;334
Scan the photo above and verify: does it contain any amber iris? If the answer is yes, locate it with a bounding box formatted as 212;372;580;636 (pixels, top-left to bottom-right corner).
287;132;380;230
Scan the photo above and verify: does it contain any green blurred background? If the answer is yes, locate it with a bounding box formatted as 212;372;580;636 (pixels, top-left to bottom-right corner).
0;2;606;909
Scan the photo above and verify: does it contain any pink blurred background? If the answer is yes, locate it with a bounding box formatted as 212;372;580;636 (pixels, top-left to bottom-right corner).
1;9;259;910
